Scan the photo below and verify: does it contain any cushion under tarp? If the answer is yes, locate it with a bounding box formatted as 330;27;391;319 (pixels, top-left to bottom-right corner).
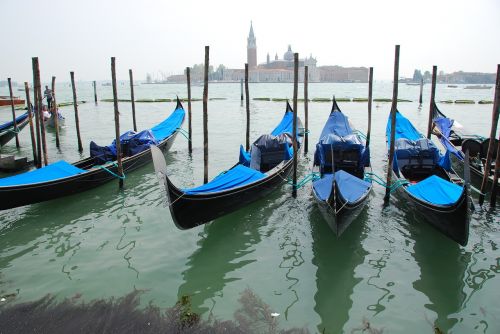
183;164;266;194
0;160;86;186
407;175;463;205
313;170;371;203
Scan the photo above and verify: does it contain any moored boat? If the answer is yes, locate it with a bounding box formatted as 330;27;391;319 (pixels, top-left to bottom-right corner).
0;111;32;147
386;109;470;246
311;98;372;236
0;98;185;210
0;96;25;107
151;102;302;229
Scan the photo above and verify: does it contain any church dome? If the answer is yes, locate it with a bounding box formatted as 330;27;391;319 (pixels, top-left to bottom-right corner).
283;45;294;61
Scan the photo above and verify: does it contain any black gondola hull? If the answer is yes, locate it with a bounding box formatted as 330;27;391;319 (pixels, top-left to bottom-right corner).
391;170;470;246
165;159;294;229
0;117;30;147
0;131;179;210
312;181;371;236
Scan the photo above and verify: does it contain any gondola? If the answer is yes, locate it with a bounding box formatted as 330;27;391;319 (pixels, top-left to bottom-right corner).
0;111;31;147
151;102;302;229
431;101;499;199
44;109;66;128
0;98;185;210
311;98;372;236
386;109;471;246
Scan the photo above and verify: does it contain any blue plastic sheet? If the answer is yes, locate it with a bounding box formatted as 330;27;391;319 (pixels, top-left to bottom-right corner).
151;107;185;141
386;111;422;145
184;164;265;194
239;145;251;166
271;111;293;136
434;116;463;160
407;175;463;206
0;160;86;187
318;110;353;139
0;111;29;132
313;170;371;203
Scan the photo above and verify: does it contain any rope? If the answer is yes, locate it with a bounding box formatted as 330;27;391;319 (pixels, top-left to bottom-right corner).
353;130;367;140
177;128;191;141
287;172;320;189
6;128;20;134
363;171;409;192
98;162;126;180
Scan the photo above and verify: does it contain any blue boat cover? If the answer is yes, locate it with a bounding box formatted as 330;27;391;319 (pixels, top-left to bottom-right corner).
407;175;463;206
0;160;86;187
239;144;251;166
386;111;422;145
183;164;265;194
0;111;29;132
434;116;463;160
313;111;369;170
151;107;185;141
271;111;293;136
313;170;371;203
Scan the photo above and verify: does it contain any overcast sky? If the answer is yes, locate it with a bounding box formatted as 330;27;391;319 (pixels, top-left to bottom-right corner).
1;0;499;82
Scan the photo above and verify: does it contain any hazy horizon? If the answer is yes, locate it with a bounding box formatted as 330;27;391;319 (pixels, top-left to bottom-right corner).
1;0;499;83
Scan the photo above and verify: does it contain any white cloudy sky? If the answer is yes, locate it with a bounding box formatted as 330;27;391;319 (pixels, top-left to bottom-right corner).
1;0;499;82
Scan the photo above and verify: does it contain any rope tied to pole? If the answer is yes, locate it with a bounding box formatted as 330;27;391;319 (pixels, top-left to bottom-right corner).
98;161;126;180
364;171;409;193
177;128;192;141
287;172;321;189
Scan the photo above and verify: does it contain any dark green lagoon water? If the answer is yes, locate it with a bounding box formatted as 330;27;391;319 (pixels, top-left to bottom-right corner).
0;82;498;333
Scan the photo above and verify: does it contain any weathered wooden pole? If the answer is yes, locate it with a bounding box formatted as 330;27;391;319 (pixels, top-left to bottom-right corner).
240;78;244;102
419;77;424;105
129;69;137;132
292;53;299;198
479;64;500;205
70;71;83;152
24;82;38;164
186;67;192;153
93;80;98;105
245;63;250;151
203;46;209;184
7;78;20;148
490;132;500;205
33;58;48;166
304;65;309;155
427;66;437;139
52;76;60;148
385;45;400;201
111;57;124;188
32;58;42;168
366;67;373;148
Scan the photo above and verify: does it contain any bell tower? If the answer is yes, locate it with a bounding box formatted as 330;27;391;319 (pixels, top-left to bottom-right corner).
247;21;257;69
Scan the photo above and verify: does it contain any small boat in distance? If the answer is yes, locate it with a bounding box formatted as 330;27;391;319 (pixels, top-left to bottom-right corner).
464;85;491;89
386;109;471;246
0;98;185;210
43;108;66;128
312;98;372;236
152;102;303;230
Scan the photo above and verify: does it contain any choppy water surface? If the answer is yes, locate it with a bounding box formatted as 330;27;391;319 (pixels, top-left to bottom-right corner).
0;82;498;333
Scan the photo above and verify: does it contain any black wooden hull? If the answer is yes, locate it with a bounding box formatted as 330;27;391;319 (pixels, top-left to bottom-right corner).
0;131;180;210
164;158;294;229
391;170;470;246
312;179;371;236
0;117;30;147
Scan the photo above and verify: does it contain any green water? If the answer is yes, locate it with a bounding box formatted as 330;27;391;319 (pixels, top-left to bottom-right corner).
0;82;498;333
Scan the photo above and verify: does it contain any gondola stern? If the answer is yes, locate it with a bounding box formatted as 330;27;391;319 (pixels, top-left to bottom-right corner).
175;96;184;110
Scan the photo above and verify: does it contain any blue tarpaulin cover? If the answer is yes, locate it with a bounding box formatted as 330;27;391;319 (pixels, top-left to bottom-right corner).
183;164;265;194
0;111;29;132
0;160;86;187
313;170;371;203
271;111;293;136
407;175;463;205
151;107;185;141
434;116;463;160
386;111;422;145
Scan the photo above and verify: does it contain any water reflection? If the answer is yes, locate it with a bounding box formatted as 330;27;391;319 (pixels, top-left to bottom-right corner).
311;206;368;333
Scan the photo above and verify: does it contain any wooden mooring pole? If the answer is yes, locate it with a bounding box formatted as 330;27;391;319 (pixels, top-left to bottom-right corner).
367;67;373;148
32;58;42;168
419;77;424;105
24;82;38;164
93;81;98;105
7;78;20;148
52;76;60;148
245;63;250;151
186;67;192;153
385;45;400;202
479;64;500;205
129;69;137;132
111;57;124;189
240;78;244;102
426;66;437;139
203;46;209;184
304;65;309;155
70;71;83;152
33;58;48;166
292;53;299;198
490;132;500;205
